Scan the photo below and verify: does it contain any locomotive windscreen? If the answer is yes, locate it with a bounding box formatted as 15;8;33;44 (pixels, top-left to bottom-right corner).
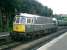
14;16;26;24
20;17;26;24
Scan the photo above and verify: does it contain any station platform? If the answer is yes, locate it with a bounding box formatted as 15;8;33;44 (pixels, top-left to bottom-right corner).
37;32;67;50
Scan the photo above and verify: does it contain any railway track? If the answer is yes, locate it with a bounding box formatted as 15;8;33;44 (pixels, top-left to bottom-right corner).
0;27;66;50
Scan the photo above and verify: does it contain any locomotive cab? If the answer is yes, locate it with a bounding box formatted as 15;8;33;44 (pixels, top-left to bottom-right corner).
13;15;26;32
13;15;34;32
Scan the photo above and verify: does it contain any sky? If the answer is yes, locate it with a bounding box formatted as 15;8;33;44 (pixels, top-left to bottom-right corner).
37;0;67;14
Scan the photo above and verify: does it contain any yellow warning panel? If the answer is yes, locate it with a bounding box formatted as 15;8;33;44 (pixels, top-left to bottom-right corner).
13;24;25;32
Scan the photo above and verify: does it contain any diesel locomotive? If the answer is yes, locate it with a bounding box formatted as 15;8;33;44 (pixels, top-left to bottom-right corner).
10;13;58;40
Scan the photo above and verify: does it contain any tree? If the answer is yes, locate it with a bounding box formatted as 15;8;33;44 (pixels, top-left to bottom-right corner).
0;0;18;31
16;0;53;17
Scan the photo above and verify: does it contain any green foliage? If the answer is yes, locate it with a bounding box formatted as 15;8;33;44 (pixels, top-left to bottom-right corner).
0;0;17;32
16;0;53;17
0;0;53;17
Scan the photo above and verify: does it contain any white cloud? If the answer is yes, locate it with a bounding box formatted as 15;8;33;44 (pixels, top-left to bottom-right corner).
37;0;67;14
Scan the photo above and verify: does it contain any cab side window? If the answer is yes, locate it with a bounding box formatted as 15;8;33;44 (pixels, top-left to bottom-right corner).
27;18;33;24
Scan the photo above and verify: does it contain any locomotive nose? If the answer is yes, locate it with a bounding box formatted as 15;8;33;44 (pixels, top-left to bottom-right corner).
13;24;25;32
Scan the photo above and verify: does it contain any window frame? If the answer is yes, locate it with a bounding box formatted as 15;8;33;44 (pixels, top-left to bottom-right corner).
26;17;34;24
